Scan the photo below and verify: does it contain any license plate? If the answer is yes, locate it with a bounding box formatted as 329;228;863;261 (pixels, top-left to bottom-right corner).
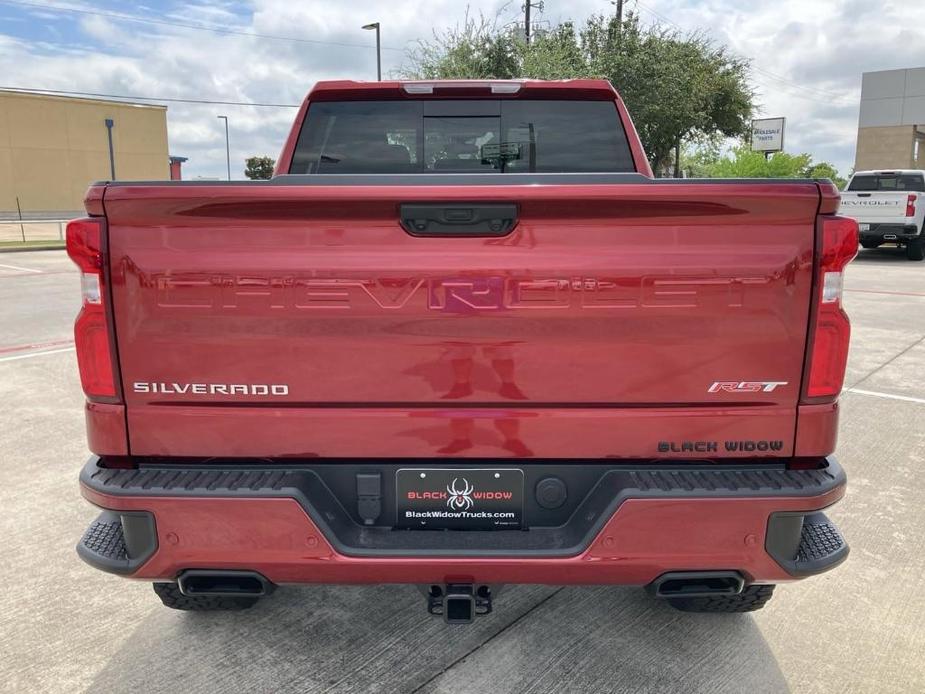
859;223;870;231
396;468;524;529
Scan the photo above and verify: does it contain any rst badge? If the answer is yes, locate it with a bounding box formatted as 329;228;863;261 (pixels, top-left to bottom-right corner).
708;381;788;393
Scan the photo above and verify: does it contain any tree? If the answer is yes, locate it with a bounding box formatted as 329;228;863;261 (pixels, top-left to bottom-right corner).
682;145;847;185
402;12;754;175
679;138;724;178
801;161;847;189
578;16;753;174
244;156;275;180
405;10;520;80
705;147;811;178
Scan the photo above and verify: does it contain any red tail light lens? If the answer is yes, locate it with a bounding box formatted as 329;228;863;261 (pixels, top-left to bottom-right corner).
906;194;916;218
804;215;858;399
66;219;116;399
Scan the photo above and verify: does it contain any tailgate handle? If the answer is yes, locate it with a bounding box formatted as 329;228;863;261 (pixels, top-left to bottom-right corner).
400;203;518;237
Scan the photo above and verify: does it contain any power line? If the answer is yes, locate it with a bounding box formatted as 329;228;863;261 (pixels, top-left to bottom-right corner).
749;69;853;105
634;0;852;104
632;0;854;106
0;85;299;107
2;1;855;108
633;1;817;92
0;0;405;51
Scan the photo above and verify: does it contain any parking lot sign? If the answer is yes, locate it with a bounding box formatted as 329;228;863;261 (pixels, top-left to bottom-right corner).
751;117;786;152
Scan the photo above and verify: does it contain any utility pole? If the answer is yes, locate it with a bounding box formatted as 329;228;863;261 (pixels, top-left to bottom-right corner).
523;1;544;43
610;0;623;49
613;0;624;44
525;1;531;43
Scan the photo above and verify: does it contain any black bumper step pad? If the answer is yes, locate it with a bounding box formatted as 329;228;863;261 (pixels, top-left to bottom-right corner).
80;513;128;562
797;514;848;565
767;511;849;577
76;510;157;575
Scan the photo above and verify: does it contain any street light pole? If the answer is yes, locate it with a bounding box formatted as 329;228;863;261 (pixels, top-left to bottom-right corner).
104;118;116;180
362;22;381;81
217;115;231;180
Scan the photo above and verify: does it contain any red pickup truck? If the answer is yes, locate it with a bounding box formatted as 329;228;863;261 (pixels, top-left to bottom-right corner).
73;79;854;623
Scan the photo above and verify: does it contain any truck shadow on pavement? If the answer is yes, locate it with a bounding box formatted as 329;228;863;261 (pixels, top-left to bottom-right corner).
88;584;788;694
853;247;916;263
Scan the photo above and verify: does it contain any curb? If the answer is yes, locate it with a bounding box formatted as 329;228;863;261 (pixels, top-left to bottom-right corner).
0;245;66;253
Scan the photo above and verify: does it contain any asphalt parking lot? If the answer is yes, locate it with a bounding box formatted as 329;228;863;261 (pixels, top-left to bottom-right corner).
0;248;923;694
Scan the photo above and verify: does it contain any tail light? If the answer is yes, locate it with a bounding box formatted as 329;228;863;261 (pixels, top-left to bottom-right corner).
804;215;858;400
66;218;117;399
906;194;916;217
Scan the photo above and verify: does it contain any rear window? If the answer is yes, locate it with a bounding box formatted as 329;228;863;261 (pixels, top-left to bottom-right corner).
289;100;635;174
848;174;925;192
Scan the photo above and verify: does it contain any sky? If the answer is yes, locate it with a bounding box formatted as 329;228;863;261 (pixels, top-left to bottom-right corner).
0;0;922;180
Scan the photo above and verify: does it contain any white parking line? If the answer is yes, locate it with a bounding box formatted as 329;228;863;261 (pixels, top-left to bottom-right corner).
846;388;925;405
0;346;75;363
0;262;41;274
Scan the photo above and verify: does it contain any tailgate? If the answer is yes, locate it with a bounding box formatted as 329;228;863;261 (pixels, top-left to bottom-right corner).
839;192;908;219
104;179;821;458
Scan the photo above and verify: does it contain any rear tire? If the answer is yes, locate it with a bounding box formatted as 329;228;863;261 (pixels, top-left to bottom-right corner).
153;582;259;611
906;238;925;261
860;241;880;249
666;584;775;613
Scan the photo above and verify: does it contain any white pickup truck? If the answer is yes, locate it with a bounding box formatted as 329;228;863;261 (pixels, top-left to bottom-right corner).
839;170;925;260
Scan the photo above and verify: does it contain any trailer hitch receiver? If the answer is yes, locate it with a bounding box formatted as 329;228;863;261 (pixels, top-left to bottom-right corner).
425;584;494;624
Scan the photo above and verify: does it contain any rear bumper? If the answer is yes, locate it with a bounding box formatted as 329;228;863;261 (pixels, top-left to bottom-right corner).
859;223;921;242
78;456;848;586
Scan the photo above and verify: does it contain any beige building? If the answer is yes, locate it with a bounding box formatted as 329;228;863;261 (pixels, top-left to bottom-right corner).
855;68;925;171
0;91;169;218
